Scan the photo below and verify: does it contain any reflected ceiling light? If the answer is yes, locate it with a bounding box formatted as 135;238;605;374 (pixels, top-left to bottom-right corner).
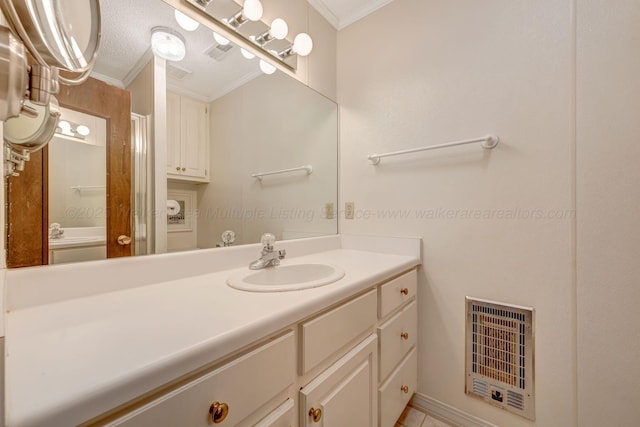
226;0;264;28
279;32;313;58
240;48;255;59
57;120;71;133
76;125;91;136
151;27;186;61
213;32;230;46
254;18;289;46
175;10;200;31
259;59;276;75
55;119;90;138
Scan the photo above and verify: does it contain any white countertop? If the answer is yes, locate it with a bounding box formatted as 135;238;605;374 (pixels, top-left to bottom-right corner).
5;236;420;427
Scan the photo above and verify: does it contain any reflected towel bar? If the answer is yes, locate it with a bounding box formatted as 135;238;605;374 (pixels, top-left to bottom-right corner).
70;185;106;191
367;135;499;165
252;165;313;180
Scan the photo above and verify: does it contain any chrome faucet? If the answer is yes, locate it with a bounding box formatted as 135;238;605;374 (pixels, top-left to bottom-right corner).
249;233;286;270
49;223;64;239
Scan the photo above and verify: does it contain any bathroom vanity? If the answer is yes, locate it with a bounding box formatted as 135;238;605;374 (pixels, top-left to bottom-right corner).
4;235;420;427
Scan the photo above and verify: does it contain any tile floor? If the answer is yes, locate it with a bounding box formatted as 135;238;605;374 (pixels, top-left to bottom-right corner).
395;406;453;427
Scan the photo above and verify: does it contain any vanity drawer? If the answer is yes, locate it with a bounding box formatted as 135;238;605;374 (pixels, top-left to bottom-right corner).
253;398;294;427
378;300;417;382
378;348;418;427
106;332;294;427
378;269;417;319
300;289;377;375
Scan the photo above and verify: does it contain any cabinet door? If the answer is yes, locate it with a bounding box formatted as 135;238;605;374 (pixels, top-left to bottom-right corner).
180;96;209;179
166;91;182;176
300;334;378;427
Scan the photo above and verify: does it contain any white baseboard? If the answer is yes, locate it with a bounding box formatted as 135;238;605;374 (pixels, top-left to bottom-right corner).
411;393;498;427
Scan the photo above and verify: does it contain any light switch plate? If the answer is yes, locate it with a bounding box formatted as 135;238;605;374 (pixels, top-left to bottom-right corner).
345;202;355;219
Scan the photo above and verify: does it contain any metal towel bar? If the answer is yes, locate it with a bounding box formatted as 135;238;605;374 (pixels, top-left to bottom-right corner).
367;135;499;165
252;165;313;180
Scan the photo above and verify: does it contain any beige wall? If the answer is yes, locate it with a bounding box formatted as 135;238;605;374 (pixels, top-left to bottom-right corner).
576;0;640;425
338;0;576;425
198;72;338;247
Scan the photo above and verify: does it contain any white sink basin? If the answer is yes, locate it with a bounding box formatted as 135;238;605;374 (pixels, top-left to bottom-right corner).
227;263;345;292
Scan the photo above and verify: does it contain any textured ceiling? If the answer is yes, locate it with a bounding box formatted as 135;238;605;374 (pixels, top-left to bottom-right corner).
93;0;260;102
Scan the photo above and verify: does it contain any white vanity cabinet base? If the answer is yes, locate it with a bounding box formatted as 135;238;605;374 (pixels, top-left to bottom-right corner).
378;348;417;427
378;300;417;382
105;332;294;426
300;289;377;375
254;398;295;427
300;334;378;427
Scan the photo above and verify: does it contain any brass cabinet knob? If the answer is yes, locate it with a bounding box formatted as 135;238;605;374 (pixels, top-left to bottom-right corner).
401;385;409;394
309;407;322;423
176;166;180;171
117;235;132;246
400;332;409;340
209;402;229;424
400;288;409;295
181;167;186;171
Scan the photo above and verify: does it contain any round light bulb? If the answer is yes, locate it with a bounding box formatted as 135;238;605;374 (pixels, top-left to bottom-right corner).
174;10;199;31
76;125;90;136
213;32;230;46
270;18;288;40
292;33;313;56
240;48;255;59
243;0;263;21
57;120;71;131
259;59;276;75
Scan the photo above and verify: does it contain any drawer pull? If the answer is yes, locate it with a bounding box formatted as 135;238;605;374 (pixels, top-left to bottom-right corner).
209;402;229;423
309;407;322;423
176;166;180;171
401;385;410;394
182;167;186;171
400;288;409;295
400;332;409;340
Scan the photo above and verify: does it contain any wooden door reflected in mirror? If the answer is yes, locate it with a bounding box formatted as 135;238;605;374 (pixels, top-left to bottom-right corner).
7;77;132;268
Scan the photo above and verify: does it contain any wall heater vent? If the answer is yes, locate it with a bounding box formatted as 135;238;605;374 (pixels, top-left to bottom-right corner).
206;43;233;61
465;297;535;420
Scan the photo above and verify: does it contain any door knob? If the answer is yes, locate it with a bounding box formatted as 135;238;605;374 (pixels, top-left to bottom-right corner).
309;407;322;423
209;402;229;423
117;235;132;246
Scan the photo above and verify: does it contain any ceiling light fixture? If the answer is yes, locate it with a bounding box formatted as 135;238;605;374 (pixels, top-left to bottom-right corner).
226;0;264;28
259;59;276;75
240;48;255;59
213;32;230;46
174;10;200;31
254;18;289;46
151;27;186;62
55;119;90;139
279;32;313;58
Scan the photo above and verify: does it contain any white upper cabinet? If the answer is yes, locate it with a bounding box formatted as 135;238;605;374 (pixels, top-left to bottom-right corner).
166;92;210;182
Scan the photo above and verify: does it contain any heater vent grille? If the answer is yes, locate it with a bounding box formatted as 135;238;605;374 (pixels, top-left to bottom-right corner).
466;297;535;420
166;63;192;80
206;43;233;61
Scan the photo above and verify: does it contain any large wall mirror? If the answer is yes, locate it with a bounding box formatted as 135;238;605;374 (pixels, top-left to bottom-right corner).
5;0;338;267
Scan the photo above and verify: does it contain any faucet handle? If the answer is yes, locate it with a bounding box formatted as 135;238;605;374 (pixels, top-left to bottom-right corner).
278;249;286;260
260;233;276;248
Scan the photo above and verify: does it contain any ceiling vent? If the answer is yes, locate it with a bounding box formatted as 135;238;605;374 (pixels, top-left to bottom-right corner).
465;297;535;420
166;63;192;81
206;43;233;61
